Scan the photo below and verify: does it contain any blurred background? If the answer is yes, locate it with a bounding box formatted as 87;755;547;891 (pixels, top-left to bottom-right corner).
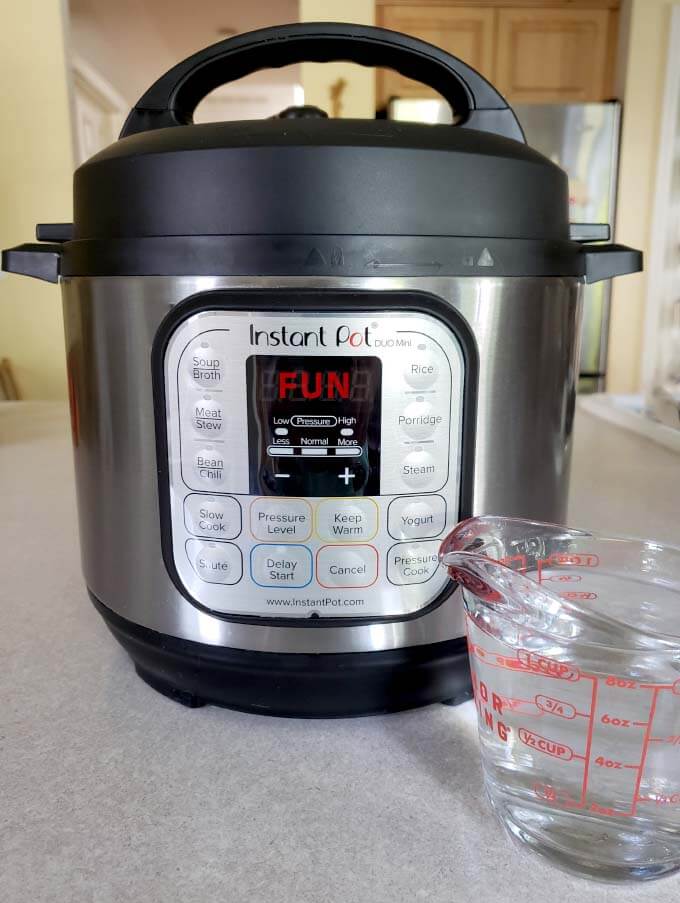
1;0;679;441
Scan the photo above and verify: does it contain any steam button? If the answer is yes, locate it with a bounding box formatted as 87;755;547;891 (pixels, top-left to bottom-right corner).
400;449;441;489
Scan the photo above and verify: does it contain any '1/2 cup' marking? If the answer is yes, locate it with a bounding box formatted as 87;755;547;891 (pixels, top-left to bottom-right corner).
519;728;574;761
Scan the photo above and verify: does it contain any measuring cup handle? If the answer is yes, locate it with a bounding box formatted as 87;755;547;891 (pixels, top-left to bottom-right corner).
119;22;525;142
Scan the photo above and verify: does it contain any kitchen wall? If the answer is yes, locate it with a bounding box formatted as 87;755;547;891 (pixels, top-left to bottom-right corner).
299;0;376;117
608;0;675;394
0;0;73;400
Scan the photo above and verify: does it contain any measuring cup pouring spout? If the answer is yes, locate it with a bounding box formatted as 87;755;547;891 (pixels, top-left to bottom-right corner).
440;516;680;882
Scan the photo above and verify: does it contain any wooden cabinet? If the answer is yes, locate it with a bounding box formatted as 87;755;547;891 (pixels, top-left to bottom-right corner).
377;6;496;105
495;8;612;102
377;2;618;107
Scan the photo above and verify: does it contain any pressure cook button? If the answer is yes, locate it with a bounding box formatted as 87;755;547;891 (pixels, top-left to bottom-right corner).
387;541;440;585
192;447;228;487
184;494;241;540
250;544;313;588
403;348;440;389
187;341;225;387
187;539;242;585
316;545;378;588
400;449;442;489
250;498;312;542
387;495;446;540
315;498;378;543
398;399;443;440
189;395;224;436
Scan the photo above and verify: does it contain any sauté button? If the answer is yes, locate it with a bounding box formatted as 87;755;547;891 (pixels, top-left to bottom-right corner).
400;449;441;489
184;494;241;540
192;447;228;487
250;544;312;588
250;498;312;542
187;341;225;387
316;545;378;588
398;399;443;440
387;541;440;585
403;346;440;389
387;495;446;540
315;498;378;543
189;395;224;436
187;539;242;585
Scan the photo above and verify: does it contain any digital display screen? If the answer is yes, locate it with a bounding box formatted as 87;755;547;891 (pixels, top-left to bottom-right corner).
246;355;382;497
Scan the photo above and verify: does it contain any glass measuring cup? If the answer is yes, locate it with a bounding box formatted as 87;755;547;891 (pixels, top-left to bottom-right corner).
440;517;680;882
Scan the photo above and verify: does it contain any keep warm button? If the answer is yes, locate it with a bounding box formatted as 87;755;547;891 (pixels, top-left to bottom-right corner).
387;541;441;586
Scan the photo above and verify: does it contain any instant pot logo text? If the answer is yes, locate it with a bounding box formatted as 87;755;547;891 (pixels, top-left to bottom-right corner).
249;324;414;349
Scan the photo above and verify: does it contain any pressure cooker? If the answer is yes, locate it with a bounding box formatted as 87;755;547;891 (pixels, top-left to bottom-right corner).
3;23;642;716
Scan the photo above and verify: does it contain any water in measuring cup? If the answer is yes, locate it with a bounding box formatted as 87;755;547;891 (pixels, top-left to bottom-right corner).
466;560;680;882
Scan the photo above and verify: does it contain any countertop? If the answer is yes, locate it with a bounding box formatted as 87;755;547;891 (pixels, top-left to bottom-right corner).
2;401;680;903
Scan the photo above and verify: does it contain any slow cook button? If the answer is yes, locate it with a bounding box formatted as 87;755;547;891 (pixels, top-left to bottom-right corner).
400;449;442;489
316;545;378;588
189;395;224;436
184;494;241;540
387;495;446;540
187;539;242;585
315;498;378;542
192;447;228;487
398;399;443;440
387;541;441;586
403;346;440;389
186;341;225;387
250;497;312;542
250;544;313;588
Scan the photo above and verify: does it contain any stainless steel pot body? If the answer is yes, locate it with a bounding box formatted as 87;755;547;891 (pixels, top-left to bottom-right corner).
61;275;583;654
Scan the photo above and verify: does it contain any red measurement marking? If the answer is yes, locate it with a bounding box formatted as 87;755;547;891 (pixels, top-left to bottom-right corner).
543;573;582;584
499;554;528;573
519;728;574;761
606;677;638;689
560;591;598;601
631;687;660;817
578;676;598;806
535;695;576;720
673;679;680;696
649;735;680;745
517;650;580;682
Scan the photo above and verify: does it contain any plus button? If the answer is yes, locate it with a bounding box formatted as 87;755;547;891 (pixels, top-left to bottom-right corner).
338;466;355;486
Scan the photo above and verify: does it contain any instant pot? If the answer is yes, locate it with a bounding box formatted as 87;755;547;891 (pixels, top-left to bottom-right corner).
2;23;642;716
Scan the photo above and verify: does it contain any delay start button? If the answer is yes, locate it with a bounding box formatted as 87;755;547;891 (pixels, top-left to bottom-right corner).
316;544;378;588
387;541;441;585
251;544;313;588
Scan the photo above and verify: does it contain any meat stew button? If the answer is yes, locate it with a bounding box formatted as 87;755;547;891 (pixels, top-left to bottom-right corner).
387;541;441;585
316;545;378;588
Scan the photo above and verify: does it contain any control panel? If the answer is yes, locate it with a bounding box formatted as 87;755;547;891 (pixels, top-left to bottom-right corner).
162;307;466;619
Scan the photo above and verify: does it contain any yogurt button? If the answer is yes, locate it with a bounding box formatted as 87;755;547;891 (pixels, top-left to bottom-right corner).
192;447;228;487
188;540;242;585
187;342;225;387
189;396;224;436
251;544;312;588
403;348;440;389
184;495;241;540
400;449;441;489
388;541;440;585
316;545;378;588
388;495;446;540
398;399;443;440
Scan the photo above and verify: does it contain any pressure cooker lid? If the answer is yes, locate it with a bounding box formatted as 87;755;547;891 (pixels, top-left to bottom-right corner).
2;23;643;283
74;23;566;242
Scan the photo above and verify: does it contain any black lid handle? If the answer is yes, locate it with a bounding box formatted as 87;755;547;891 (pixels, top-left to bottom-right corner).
120;22;524;142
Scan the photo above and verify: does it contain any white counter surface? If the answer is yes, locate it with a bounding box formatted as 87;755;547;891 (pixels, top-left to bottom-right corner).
2;401;679;903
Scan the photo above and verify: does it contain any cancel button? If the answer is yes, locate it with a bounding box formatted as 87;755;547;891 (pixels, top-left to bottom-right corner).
387;541;441;586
